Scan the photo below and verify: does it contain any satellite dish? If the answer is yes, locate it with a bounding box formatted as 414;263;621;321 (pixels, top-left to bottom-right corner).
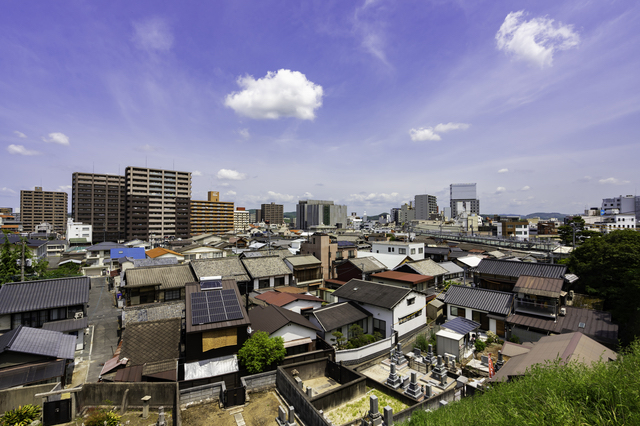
247;326;253;334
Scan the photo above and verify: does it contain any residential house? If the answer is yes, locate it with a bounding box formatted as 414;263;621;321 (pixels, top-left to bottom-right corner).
241;255;294;291
443;285;514;338
334;257;387;282
474;259;569;292
300;234;337;280
85;241;127;266
370;241;425;261
121;301;185;331
190;257;252;295
254;291;324;314
176;243;225;262
283;255;323;292
439;261;464;281
308;302;372;342
332;279;427;339
356;252;411;270
248;305;320;356
122;264;196;306
394;258;448;286
0;326;76;390
369;270;434;293
423;246;451;262
145;247;185;263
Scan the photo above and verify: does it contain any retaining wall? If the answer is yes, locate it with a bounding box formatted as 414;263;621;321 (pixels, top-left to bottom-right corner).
0;383;58;413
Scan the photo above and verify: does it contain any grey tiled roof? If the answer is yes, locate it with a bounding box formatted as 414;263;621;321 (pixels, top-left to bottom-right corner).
284;255;321;267
2;326;76;360
348;257;387;273
444;285;514;316
241;256;292;279
475;259;567;279
0;277;90;314
133;257;178;268
312;302;372;332
249;305;319;335
439;261;464;274
396;259;448;277
190;257;251;282
333;279;412;310
42;317;88;333
124;264;196;290
122;301;185;328
119;318;181;366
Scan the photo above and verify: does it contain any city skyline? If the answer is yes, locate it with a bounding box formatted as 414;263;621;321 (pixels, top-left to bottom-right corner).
1;1;638;215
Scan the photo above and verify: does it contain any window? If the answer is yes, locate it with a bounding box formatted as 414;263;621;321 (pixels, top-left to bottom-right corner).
399;309;422;324
258;278;270;289
419;248;423;254
411;248;416;255
165;289;181;301
451;306;466;317
373;318;386;338
399;248;406;254
407;297;416;306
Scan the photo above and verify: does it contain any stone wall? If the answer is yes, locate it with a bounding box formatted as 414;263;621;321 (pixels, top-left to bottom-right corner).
179;382;224;406
241;370;276;393
0;383;58;413
275;367;331;426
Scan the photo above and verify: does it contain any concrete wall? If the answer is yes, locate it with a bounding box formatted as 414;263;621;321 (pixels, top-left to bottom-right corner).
241;370;276;393
76;382;177;410
275;367;331;426
392;385;458;423
179;382;224;406
0;383;58;413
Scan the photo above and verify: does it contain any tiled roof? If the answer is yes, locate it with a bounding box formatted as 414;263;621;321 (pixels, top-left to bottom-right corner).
1;326;76;360
42;317;88;333
395;259;448;277
475;259;567;279
122;301;185;328
86;242;127;251
370;271;432;284
124;264;195;290
346;257;387;273
255;291;323;307
132;257;179;267
439;261;464;275
146;247;183;258
513;276;564;298
0;277;90;314
312;302;372;332
332;279;412;310
284;255;321;267
190;257;251;282
444;285;514;316
241;256;292;279
249;305;320;335
423;247;450;255
119;318;181;366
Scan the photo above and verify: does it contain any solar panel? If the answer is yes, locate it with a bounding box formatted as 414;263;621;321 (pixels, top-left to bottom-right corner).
190;288;244;325
200;280;222;291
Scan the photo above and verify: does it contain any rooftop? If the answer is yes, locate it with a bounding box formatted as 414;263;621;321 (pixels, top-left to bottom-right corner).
191;257;251;283
124;264;196;290
311;302;372;332
119;318;181;366
444;285;514;316
475;259;567;280
332;279;412;310
0;276;90;314
241;256;292;279
248;304;320;335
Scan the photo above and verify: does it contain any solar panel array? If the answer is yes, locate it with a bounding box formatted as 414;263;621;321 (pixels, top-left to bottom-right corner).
200;280;222;291
191;289;243;325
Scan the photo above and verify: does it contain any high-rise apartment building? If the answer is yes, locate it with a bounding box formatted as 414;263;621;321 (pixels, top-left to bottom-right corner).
190;191;234;236
261;202;284;225
234;207;250;231
296;200;348;230
601;195;640;221
450;183;480;218
414;194;437;220
20;187;68;233
398;203;415;225
72;172;126;243
125;167;191;241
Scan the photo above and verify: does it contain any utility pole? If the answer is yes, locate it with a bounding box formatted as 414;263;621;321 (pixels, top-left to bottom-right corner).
20;239;25;282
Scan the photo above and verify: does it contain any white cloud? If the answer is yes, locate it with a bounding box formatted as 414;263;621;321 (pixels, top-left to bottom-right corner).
57;185;71;192
192;170;203;177
13;131;27;138
521;185;530;191
498;168;509;173
7;144;41;156
137;144;156;152
348;192;405;204
1;187;16;194
434;122;470;133
238;129;250;140
303;192;313;198
42;132;70;145
353;0;390;66
132;17;173;52
496;11;580;68
225;69;323;120
225;190;237;196
496;187;506;194
599;177;630;185
217;169;247;180
409;128;441;142
266;191;295;203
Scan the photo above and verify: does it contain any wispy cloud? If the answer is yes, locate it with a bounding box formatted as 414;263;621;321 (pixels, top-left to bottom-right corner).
132;17;174;52
599;177;630;185
496;11;580;68
217;169;247;180
7;144;41;156
1;187;16;194
496;187;506;194
13;131;27;138
353;0;390;67
521;185;530;191
192;170;203;176
238;129;250;140
225;69;323;120
266;191;295;203
225;190;237;196
57;185;71;192
409;122;470;142
42;132;69;145
348;192;406;204
137;144;156;152
498;168;509;173
434;122;470;133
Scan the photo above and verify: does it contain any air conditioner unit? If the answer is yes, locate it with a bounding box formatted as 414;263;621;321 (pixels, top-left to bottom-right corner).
74;312;84;319
559;307;566;316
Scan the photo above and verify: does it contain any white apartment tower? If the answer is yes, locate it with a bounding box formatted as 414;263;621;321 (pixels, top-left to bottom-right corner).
450;183;480;218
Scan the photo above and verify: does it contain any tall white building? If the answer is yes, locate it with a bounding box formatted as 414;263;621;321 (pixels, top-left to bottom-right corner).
601;195;640;221
414;194;437;220
234;208;250;231
67;218;93;243
296;200;348;230
450;183;480;218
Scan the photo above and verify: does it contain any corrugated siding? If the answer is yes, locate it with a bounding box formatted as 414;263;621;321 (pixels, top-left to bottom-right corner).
444;285;514;316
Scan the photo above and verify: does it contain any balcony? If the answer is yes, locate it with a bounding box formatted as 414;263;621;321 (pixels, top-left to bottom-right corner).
514;297;557;319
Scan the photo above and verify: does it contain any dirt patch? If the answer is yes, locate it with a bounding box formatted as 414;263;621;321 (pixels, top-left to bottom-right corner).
64;408;171;426
325;388;409;426
182;391;281;426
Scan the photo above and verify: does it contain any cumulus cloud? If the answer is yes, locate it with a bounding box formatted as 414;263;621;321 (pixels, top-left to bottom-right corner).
1;187;16;194
217;169;247;180
348;192;405;204
521;185;530;191
496;11;580;68
496;187;506;194
302;192;313;198
132;17;173;51
57;185;72;192
225;69;323;120
42;132;70;145
498;168;509;173
192;170;203;176
599;177;630;185
238;129;250;140
7;144;41;156
409;122;470;142
225;190;237;196
13;131;27;138
266;191;296;203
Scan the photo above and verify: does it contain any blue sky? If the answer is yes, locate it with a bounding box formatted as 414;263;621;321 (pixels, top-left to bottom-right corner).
1;0;639;216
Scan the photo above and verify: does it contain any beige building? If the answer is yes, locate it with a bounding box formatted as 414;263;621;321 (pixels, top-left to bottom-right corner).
20;187;68;233
300;234;340;280
234;207;250;231
190;191;234;236
261;202;284;225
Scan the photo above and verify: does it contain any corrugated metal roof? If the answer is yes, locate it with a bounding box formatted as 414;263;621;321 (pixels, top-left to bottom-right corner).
4;326;76;360
475;259;567;279
124;264;195;290
0;359;66;390
191;257;251;282
255;291;323;307
312;302;372;332
439;261;464;275
513;276;564;298
370;271;432;284
0;277;90;314
441;317;480;335
444;285;514;316
42;317;88;333
241;256;292;279
333;279;412;310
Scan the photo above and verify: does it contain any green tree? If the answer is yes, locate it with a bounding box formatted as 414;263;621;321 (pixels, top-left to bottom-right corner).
568;229;640;346
238;331;286;374
0;233;50;284
331;330;347;350
557;216;601;246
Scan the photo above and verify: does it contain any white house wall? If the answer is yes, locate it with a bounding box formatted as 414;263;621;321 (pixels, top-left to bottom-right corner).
282;299;324;314
270;323;317;343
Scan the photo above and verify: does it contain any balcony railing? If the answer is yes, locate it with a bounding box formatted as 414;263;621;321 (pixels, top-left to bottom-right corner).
514;298;557;318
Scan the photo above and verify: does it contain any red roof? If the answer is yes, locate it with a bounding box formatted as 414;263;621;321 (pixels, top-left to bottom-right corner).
255;291;323;307
371;270;433;284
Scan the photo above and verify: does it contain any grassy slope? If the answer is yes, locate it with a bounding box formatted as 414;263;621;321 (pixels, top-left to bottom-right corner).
401;340;640;426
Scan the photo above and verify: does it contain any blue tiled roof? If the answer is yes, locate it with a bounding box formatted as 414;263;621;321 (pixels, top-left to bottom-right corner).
442;317;480;335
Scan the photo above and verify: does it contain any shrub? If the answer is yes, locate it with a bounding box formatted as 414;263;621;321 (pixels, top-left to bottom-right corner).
509;335;521;344
0;404;41;426
474;339;486;352
238;331;286;374
486;331;498;345
84;408;120;426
